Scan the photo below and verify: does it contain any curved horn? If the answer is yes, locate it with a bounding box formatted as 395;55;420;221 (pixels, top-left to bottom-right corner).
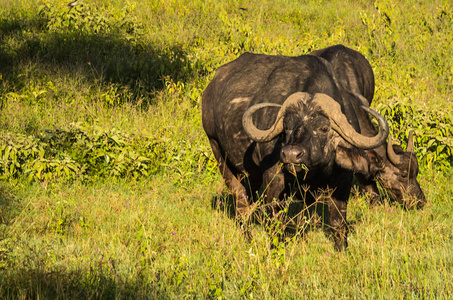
387;135;402;165
406;131;414;153
242;92;311;142
242;103;283;142
356;94;370;107
312;93;389;149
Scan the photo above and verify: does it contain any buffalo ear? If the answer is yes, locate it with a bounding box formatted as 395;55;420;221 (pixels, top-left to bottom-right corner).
366;150;384;174
335;147;382;177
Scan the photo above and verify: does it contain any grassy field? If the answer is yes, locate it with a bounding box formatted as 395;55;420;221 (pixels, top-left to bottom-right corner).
1;0;452;298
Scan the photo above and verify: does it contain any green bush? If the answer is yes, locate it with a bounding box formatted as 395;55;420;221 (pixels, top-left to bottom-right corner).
0;124;163;181
0;134;45;180
378;101;453;171
0;122;217;183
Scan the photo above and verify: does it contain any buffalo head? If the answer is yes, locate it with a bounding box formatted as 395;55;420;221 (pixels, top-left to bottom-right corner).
242;92;389;177
376;132;426;208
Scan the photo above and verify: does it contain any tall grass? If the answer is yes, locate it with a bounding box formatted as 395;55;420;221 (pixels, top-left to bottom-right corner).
1;0;452;298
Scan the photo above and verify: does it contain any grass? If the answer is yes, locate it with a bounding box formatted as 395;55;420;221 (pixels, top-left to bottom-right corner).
1;0;452;298
1;170;452;298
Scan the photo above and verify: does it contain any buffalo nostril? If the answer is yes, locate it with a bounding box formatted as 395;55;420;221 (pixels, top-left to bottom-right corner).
281;146;306;164
296;148;306;160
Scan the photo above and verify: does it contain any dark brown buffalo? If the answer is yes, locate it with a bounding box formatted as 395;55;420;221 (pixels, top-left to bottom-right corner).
202;52;389;250
309;45;426;208
309;44;375;106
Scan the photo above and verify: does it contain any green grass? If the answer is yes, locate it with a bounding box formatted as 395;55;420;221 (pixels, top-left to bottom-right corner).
1;0;452;298
1;171;452;298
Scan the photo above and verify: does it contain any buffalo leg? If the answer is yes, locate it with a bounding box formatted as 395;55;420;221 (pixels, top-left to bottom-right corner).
262;164;289;245
328;173;352;251
262;164;286;217
328;196;348;251
209;139;250;218
355;174;381;205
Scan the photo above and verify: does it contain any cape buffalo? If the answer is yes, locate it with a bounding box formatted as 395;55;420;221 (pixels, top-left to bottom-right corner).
309;45;426;208
202;52;389;250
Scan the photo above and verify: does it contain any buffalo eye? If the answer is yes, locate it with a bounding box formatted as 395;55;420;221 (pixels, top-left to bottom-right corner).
319;125;329;133
400;171;408;180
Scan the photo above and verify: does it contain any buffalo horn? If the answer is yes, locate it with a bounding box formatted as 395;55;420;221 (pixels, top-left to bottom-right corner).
387;135;402;165
407;131;415;153
242;103;284;142
242;92;311;142
312;93;389;149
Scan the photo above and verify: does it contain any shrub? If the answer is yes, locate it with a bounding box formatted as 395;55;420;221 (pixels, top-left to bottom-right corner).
0;122;217;183
378;101;453;171
0;124;164;181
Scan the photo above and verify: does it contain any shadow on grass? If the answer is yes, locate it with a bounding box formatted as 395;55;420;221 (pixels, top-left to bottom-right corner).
210;191;340;243
0;8;206;104
0;267;170;299
210;193;236;219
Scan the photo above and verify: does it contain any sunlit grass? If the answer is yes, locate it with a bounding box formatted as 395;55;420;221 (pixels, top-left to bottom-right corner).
1;170;452;298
